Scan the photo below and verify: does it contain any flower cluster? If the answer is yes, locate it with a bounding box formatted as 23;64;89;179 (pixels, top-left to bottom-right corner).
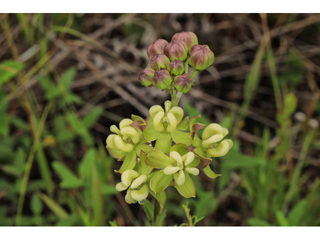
139;31;215;94
106;32;232;207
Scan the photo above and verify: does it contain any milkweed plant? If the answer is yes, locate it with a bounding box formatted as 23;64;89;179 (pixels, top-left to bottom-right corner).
106;31;233;222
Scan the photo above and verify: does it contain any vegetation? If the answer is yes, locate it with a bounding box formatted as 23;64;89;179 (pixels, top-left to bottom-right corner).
0;13;319;226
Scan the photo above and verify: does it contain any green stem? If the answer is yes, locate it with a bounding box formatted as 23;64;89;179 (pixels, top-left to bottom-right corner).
190;70;198;79
152;199;160;226
171;91;183;107
184;61;188;74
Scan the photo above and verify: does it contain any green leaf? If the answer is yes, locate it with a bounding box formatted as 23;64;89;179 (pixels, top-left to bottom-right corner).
150;170;173;194
146;150;171;169
37;192;69;220
0;115;9;137
92;164;104;226
143;200;154;221
170;130;192;145
176;116;189;131
30;193;43;215
288;200;307;226
151;190;166;209
117;150;136;173
155;132;172;155
52;161;83;188
203;165;221;179
82;107;103;129
0;60;25;87
100;184;118;196
276;211;289;226
143;128;160;142
61;67;76;89
175;173;196;198
139;152;153;175
78;149;95;179
222;150;265;168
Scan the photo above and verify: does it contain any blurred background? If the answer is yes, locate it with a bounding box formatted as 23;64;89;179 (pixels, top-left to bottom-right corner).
0;13;320;226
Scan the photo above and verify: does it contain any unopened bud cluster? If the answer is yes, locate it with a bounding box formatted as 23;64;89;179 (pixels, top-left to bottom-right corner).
139;31;215;94
106;32;232;207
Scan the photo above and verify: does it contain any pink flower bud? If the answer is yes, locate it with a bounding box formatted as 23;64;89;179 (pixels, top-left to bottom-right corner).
152;70;172;90
188;45;215;71
139;68;155;87
150;54;170;71
147;39;168;59
169;60;185;76
172;31;198;53
174;73;194;93
164;41;188;61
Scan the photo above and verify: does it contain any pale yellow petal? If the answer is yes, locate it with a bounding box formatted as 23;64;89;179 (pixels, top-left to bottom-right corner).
170;151;183;165
153;111;165;132
125;190;136;204
183;152;195;166
174;170;185;186
201;134;224;148
120;127;140;144
207;140;230;157
185;167;199;176
115;182;128;191
222;128;229;137
114;135;134;152
110;125;120;134
202;123;223;140
131;175;147;189
131;184;149;202
149;105;164;119
106;134;118;149
169;106;184;123
119;118;134;129
166;112;177;132
121;170;139;187
163;166;181;175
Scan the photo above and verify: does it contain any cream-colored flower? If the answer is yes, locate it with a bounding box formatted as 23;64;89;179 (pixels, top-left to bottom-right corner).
201;123;233;157
106;118;140;152
115;170;149;204
149;101;184;133
163;151;199;186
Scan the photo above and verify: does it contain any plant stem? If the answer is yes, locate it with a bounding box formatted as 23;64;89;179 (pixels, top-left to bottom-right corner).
171;91;183;107
152;199;161;226
190;70;198;79
184;61;188;74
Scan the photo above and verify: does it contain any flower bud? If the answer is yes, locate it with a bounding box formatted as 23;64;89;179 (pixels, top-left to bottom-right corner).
139;68;155;87
174;74;194;93
152;70;172;90
150;54;170;71
188;45;215;71
147;39;168;59
169;60;185;76
172;31;198;53
164;41;188;61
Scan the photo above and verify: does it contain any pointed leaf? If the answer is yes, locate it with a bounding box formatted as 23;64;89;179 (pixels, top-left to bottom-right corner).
37;192;69;220
175;173;196;198
134;143;153;156
146;150;171;168
203;164;221;179
142;200;154;221
52;161;83;188
150;170;173;194
170;130;192;145
78;149;95;179
155;132;172;155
